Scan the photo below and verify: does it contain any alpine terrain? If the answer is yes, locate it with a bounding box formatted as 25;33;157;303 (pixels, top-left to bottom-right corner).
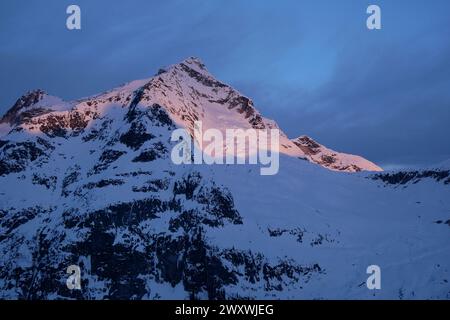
0;57;448;299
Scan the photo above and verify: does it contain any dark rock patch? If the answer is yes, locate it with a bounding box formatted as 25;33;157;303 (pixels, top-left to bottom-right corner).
119;122;154;150
372;170;450;186
132;142;167;162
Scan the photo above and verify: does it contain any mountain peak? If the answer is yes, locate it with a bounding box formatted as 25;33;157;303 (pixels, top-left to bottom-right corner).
13;89;47;108
0;89;71;125
154;57;210;80
181;56;207;70
169;56;210;77
1;89;47;124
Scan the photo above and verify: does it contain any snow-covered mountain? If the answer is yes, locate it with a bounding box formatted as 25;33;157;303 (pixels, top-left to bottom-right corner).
0;57;448;299
0;57;380;172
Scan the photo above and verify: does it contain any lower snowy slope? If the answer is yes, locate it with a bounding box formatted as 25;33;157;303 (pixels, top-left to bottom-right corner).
0;88;448;299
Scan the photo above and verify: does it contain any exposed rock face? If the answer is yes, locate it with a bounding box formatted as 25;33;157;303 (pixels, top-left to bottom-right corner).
0;90;47;125
0;138;54;176
1;90;73;126
292;135;383;172
371;169;450;186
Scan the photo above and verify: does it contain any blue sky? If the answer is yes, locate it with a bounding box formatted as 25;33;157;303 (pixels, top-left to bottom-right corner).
1;0;449;168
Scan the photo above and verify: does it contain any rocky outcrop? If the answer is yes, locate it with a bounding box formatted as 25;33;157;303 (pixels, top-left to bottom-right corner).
292;135;382;172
